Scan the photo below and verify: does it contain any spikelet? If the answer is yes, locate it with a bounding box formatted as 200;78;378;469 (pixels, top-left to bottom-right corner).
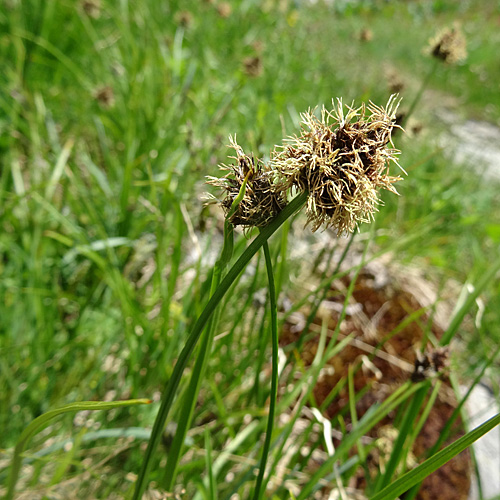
270;95;403;234
206;137;287;230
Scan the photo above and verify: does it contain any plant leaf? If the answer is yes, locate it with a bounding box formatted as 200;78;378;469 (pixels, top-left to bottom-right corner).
371;412;500;500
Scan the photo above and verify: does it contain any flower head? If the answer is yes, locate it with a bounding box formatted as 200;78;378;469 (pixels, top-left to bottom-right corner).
271;95;403;234
428;26;467;64
207;137;287;229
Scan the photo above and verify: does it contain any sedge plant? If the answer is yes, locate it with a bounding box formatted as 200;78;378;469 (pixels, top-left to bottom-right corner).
132;95;405;498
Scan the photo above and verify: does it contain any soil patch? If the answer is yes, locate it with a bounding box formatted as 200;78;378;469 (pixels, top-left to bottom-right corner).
281;261;471;499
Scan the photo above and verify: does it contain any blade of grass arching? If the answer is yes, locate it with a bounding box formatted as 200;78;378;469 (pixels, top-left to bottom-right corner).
4;399;151;500
404;345;500;500
252;241;279;500
371;412;500;500
204;428;217;500
0;427;154;484
373;382;431;493
441;254;500;346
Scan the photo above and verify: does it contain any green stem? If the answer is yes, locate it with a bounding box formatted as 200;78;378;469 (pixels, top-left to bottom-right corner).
402;59;438;128
163;195;237;489
252;241;279;500
132;191;307;500
440;253;500;346
162;266;223;490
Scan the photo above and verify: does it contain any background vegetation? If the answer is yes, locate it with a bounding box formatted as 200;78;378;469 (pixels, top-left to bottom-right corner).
1;0;499;498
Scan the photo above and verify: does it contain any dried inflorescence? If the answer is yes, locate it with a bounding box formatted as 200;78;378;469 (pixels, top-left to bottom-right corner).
93;85;115;108
270;95;403;234
411;346;450;382
208;96;403;234
206;137;287;229
428;26;467;64
385;68;405;94
81;0;101;18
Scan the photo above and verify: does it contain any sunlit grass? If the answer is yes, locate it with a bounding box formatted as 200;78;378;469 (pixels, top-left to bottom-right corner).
1;0;499;498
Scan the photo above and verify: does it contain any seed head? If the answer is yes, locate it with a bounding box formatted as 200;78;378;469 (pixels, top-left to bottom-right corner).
428;26;467;64
81;0;101;18
271;95;403;234
93;85;115;108
207;137;287;229
243;56;263;78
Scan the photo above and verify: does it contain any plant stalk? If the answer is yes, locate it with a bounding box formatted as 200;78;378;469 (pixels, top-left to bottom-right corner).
132;191;307;500
252;240;279;500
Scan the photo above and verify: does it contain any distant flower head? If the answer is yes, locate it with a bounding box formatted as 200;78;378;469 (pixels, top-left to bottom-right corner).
81;0;101;18
385;67;405;94
243;56;263;78
216;2;232;18
206;137;287;229
428;26;467;64
358;28;373;42
174;10;194;28
93;85;115;108
271;95;403;234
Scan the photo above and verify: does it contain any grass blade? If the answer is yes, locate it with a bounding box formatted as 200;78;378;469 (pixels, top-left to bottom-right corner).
132;191;308;500
371;412;500;500
4;399;151;500
252;241;279;500
441;254;500;345
204;428;217;500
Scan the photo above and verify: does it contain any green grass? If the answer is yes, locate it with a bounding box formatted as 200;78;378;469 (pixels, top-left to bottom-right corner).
1;0;500;498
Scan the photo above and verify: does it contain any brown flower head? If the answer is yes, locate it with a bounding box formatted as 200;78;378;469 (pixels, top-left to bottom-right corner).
428;26;467;64
216;2;232;18
243;56;263;77
411;346;450;382
270;95;403;234
207;137;287;229
81;0;101;18
385;68;405;94
358;28;373;42
174;10;193;28
93;85;115;108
